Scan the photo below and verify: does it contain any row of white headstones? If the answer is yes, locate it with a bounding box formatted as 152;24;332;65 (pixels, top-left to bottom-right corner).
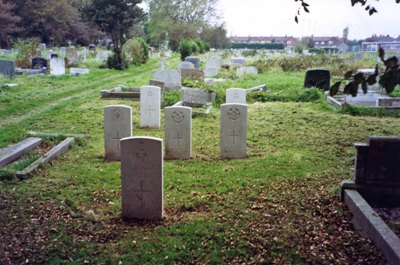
104;85;248;220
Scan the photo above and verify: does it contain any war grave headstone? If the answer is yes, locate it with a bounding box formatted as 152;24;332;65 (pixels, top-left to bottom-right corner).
121;137;163;220
220;103;248;159
231;57;246;66
181;69;205;81
104;105;132;161
140;86;161;128
152;70;181;90
181;87;216;108
0;60;15;77
185;56;200;69
50;58;66;76
165;106;192;160
226;88;246;104
304;69;330;91
70;68;90;76
236;66;258;77
65;47;78;66
178;61;195;71
32;58;48;69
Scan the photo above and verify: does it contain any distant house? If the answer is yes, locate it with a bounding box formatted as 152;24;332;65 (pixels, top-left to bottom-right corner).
361;35;400;52
312;37;348;53
227;36;297;47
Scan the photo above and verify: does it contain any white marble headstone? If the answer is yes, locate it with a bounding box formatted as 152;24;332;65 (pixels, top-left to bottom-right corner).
140;86;161;128
50;58;65;76
178;61;195;71
121;136;163;220
220;103;248;159
226;88;246;104
104;105;132;161
165;106;192;160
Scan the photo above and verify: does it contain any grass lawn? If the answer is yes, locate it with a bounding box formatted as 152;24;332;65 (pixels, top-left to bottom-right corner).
0;54;398;264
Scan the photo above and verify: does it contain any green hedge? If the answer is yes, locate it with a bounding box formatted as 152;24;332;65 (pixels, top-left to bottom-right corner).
229;42;284;50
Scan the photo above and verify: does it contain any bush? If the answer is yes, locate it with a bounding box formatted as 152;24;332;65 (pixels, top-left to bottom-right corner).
179;39;194;61
107;50;128;70
229;42;284;50
13;38;40;68
123;38;149;65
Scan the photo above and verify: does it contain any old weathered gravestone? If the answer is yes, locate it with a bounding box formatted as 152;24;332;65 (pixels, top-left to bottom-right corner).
70;68;90;76
226;88;246;104
140;86;161;128
220;103;247;159
185;56;201;69
65;47;78;66
165;106;192;160
50;58;65;76
104;105;132;161
32;58;48;69
0;60;15;77
178;61;195;71
149;79;165;91
152;70;181;90
204;68;219;78
304;69;330;91
231;57;246;66
181;87;216;107
121;136;163;220
181;69;205;81
206;57;222;70
236;66;258;77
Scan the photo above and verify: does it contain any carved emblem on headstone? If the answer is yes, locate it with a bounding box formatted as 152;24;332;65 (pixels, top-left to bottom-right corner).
227;107;240;121
171;110;185;123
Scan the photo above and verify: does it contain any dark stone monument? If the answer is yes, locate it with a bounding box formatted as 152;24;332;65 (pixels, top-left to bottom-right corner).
304;69;330;91
184;56;200;69
0;60;15;77
32;58;48;69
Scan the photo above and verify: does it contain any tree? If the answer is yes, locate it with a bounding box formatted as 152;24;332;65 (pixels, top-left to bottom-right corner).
200;24;228;49
81;0;145;69
0;1;21;48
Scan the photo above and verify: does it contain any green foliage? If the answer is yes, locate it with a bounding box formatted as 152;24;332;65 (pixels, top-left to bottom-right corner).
162;90;181;107
247;88;322;103
106;50;128;70
0;153;41;181
229;42;285;50
13;38;40;68
138;38;150;64
123;38;149;65
241;50;257;57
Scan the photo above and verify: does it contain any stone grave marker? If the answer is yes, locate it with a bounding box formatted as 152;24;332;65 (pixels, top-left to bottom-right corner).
226;88;246;104
32;58;48;69
39;43;46;50
220;103;247;159
236;66;258;77
66;47;78;66
140;86;161;128
185;56;200;69
178;61;195;71
152;70;181;90
231;57;246;66
70;68;90;76
165;106;192;160
377;98;400;108
304;69;330;91
104;105;132;161
181;69;204;81
204;68;219;78
120;136;163;220
149;79;165;91
50;58;66;76
206;57;222;70
354;137;400;186
96;51;109;61
159;58;168;70
60;47;67;56
0;60;15;77
181;87;216;107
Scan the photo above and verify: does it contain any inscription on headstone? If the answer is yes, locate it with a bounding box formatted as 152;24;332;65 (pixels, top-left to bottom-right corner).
165;106;192;160
140;86;161;128
226;88;246;104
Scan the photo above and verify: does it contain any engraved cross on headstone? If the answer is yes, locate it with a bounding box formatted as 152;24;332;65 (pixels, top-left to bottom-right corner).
130;180;151;207
229;130;239;144
174;132;183;147
112;131;121;151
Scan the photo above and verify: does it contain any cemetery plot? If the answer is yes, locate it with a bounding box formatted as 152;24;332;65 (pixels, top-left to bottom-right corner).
100;86;141;99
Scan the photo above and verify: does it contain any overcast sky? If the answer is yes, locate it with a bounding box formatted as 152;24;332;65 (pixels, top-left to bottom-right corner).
217;0;400;40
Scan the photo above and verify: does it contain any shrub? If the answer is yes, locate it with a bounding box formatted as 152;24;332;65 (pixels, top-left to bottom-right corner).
123;38;149;65
179;39;194;61
107;50;128;70
13;38;40;68
229;42;284;50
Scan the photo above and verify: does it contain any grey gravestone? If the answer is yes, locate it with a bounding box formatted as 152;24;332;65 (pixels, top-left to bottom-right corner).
0;60;15;77
236;66;258;77
70;68;90;76
32;58;48;69
50;58;65;76
204;68;219;78
181;87;216;107
165;106;192;160
121;136;164;220
60;47;67;56
149;79;165;91
304;69;330;91
185;56;200;69
96;51;109;61
39;43;46;50
152;70;181;90
226;88;246;104
66;47;78;66
140;86;161;128
178;61;195;71
15;68;44;76
354;137;400;186
220;103;247;159
378;98;400;108
104;105;132;161
181;69;204;81
206;57;222;69
231;57;246;66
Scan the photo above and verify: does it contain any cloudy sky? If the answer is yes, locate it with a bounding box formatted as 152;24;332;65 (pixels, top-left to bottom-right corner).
217;0;400;39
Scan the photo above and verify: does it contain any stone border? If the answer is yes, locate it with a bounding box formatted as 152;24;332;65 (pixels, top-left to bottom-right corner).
100;86;141;99
16;137;74;179
343;189;400;264
246;84;268;93
0;138;43;167
28;131;86;139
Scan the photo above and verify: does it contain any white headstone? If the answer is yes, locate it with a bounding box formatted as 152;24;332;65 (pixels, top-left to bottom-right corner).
121;136;163;220
140;86;161;128
104;105;132;161
165;106;192;160
220;103;248;159
152;70;181;90
50;58;65;76
206;57;222;69
178;61;195;71
226;88;246;104
204;68;219;78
